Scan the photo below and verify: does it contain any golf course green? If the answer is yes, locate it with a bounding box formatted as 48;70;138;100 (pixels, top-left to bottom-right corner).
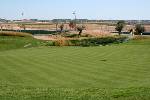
0;36;150;100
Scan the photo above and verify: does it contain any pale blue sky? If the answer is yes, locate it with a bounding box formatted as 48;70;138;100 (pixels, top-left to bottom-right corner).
0;0;149;20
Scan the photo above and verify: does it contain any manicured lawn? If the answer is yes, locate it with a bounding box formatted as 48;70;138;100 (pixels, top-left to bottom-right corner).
0;36;150;99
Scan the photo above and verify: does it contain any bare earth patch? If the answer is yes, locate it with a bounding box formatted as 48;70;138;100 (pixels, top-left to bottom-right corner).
33;30;114;41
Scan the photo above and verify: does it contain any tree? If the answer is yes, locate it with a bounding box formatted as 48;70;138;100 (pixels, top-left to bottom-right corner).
59;23;64;33
77;25;85;37
18;24;26;31
69;21;76;30
115;20;125;35
0;24;3;31
22;24;26;30
55;22;58;32
129;29;134;36
135;24;145;35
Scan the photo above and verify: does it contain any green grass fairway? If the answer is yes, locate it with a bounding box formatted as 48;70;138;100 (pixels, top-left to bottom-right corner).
0;37;150;99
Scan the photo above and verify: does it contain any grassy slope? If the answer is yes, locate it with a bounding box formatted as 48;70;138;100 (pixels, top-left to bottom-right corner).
0;36;46;51
0;37;150;99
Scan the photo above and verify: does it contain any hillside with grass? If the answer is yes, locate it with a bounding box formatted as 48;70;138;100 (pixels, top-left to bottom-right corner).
0;35;150;100
0;31;54;51
0;36;45;51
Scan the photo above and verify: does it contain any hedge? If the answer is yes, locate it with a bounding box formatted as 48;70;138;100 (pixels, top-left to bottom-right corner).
51;36;128;46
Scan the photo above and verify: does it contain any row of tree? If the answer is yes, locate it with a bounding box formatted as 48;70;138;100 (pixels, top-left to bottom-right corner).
115;21;145;35
55;21;85;37
59;20;145;36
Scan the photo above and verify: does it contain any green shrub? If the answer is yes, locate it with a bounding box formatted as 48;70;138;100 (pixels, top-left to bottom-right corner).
43;41;55;46
69;39;81;46
79;36;127;46
52;36;127;46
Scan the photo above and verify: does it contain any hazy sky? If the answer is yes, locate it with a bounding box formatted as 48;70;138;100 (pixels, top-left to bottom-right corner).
0;0;149;20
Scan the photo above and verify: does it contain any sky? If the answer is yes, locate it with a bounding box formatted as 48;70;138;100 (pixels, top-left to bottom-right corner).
0;0;150;20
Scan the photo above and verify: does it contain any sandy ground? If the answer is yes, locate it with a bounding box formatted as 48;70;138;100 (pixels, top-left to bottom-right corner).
1;23;150;40
1;23;150;32
33;30;114;41
33;35;62;41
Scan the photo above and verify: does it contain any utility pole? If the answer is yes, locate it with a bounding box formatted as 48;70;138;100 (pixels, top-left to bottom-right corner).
72;11;77;31
21;12;24;21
